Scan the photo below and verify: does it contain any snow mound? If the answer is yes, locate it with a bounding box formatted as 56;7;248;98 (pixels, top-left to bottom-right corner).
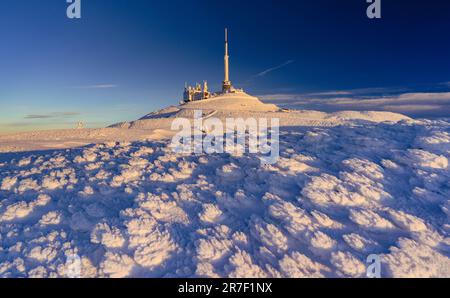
327;111;411;123
181;92;280;112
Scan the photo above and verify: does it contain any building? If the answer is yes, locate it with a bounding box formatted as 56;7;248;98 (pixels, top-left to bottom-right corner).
183;81;211;102
183;28;243;103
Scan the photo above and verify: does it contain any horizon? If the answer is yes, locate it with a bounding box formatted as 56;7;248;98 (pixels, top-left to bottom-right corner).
1;0;450;134
0;0;450;281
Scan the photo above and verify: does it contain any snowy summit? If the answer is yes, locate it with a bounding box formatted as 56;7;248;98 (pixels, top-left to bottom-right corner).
0;28;449;279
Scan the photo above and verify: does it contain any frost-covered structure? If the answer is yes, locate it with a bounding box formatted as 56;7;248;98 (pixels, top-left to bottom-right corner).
183;29;244;103
183;81;211;102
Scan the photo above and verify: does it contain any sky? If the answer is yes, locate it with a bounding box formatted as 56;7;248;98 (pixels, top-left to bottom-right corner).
1;0;450;134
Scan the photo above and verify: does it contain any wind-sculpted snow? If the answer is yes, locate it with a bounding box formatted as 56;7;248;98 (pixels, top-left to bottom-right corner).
0;119;449;277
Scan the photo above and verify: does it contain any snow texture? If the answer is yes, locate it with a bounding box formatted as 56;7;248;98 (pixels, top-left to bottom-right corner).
0;112;449;278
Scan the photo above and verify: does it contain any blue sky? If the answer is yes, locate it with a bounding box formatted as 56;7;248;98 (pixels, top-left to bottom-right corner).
1;0;450;134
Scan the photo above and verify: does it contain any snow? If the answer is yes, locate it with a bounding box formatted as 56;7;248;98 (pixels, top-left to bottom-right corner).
199;204;225;224
0;194;51;222
330;251;366;277
342;234;380;253
100;252;135;278
227;250;268;278
349;209;396;231
91;223;126;249
382;238;450;278
39;211;63;226
387;210;428;232
279;251;331;278
0;97;449;278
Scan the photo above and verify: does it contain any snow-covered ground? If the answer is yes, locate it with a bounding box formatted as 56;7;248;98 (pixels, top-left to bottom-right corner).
0;94;449;277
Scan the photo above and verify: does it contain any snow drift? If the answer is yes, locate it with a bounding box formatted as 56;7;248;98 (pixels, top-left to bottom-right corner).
0;110;449;277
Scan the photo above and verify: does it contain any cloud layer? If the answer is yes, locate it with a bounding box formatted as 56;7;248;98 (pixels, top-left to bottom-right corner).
260;91;450;119
24;112;80;120
74;84;117;89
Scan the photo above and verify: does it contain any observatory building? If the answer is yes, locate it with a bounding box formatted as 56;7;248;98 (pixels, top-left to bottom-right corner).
183;81;211;102
183;28;243;103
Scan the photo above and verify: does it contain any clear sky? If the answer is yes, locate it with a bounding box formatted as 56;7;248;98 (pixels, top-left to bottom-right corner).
1;0;450;134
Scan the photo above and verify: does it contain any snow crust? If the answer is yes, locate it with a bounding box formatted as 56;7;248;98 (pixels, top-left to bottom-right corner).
0;115;449;278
